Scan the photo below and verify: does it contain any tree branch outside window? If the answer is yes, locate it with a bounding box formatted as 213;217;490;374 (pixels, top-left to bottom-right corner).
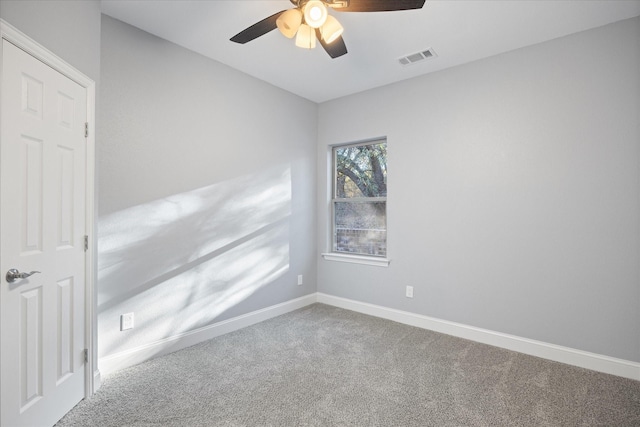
332;140;387;257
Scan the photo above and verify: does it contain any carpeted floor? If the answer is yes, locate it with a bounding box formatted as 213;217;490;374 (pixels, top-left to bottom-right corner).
57;303;640;426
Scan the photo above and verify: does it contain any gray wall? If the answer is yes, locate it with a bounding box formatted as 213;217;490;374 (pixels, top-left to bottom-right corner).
0;0;101;81
98;16;317;359
317;17;640;362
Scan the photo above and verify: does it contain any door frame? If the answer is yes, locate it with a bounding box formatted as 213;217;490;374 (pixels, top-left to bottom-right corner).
0;19;98;398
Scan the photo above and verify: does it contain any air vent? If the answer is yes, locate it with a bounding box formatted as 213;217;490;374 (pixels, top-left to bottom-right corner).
398;48;437;66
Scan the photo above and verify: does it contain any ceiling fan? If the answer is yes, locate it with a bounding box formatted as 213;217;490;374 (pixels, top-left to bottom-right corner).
230;0;426;59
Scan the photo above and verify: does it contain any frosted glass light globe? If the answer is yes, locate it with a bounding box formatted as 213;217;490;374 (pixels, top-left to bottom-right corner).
303;1;328;29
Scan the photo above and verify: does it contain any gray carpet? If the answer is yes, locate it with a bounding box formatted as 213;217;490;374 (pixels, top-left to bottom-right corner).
57;303;640;426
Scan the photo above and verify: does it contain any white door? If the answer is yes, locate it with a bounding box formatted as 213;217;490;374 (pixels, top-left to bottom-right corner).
1;39;87;427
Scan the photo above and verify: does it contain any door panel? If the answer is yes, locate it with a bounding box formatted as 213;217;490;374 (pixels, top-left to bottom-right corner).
57;277;74;383
1;39;87;427
21;135;44;254
21;286;43;409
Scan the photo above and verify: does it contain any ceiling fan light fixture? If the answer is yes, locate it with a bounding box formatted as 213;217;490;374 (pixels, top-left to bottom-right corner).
320;15;343;44
303;0;328;29
295;23;316;49
276;9;302;38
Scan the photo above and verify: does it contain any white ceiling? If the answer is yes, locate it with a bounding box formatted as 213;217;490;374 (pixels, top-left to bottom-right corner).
100;0;640;103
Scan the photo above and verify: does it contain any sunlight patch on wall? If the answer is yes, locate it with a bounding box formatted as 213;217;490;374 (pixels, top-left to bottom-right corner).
97;165;292;358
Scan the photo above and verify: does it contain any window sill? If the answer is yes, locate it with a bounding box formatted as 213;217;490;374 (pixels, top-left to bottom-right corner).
321;252;390;267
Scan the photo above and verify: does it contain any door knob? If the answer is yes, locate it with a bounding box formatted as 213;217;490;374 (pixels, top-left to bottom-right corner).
5;269;41;283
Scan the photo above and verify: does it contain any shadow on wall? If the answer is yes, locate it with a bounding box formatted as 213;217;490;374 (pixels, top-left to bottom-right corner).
97;165;292;359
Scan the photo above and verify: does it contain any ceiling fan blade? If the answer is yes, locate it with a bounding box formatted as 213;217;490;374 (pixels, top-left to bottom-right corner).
230;10;287;44
334;0;425;12
316;29;348;58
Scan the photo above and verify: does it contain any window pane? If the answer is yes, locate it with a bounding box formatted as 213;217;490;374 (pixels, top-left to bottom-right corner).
335;142;387;198
334;201;386;257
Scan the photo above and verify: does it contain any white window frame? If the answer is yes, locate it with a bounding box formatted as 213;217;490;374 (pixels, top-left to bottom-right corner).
322;138;390;267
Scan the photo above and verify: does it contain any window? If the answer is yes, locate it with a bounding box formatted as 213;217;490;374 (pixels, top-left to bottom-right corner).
331;139;387;258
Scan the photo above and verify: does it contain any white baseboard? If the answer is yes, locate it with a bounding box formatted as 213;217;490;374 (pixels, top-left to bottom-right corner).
99;294;317;376
317;292;640;381
99;291;640;381
93;370;102;393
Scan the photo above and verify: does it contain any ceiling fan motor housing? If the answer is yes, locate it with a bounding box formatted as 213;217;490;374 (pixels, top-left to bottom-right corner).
290;0;350;9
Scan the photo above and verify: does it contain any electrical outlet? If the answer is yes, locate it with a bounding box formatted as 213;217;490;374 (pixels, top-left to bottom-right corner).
406;286;414;298
120;312;134;331
297;275;303;286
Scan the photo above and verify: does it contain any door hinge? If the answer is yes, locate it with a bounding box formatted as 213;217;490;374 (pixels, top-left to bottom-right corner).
85;122;89;138
84;235;89;251
83;349;89;364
